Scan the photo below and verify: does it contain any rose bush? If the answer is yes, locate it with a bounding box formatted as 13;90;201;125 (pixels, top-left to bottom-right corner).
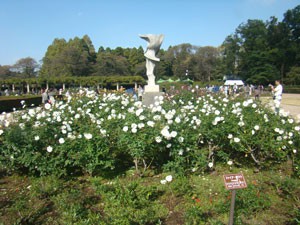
0;89;299;177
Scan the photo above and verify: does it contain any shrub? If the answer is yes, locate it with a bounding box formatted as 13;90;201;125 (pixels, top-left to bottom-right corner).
92;179;168;224
0;89;299;177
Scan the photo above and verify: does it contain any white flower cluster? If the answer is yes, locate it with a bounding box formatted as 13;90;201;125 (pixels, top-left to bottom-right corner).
160;126;177;140
160;175;173;184
2;88;299;173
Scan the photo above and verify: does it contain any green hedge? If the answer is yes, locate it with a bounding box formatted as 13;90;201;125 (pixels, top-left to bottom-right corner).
0;96;42;113
283;86;300;94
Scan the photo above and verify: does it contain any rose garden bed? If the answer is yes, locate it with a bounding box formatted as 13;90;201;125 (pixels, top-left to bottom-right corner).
0;89;299;224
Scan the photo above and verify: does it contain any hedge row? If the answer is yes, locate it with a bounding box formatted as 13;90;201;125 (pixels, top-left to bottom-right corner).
0;75;145;87
283;86;300;94
0;97;42;113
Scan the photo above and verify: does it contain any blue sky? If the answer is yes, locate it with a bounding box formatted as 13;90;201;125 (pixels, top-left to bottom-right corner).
0;0;299;66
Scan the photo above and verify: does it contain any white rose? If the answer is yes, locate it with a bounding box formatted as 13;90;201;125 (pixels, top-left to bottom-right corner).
160;179;167;185
178;137;184;143
165;175;173;182
138;123;144;129
46;146;53;153
234;137;240;143
59;138;65;144
123;126;129;132
84;133;93;140
155;136;162;143
131;128;137;133
147;121;155;127
175;117;181;123
170;131;177;138
44;103;51;110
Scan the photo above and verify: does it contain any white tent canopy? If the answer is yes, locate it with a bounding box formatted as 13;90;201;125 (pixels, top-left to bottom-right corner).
224;80;244;86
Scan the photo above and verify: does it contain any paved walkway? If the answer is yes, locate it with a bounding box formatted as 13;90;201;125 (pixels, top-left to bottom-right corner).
281;103;300;123
281;94;300;122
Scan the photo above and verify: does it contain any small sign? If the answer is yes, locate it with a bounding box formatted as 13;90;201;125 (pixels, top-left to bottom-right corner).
223;173;247;190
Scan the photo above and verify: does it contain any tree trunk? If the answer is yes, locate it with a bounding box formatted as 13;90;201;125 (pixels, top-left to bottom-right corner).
134;158;139;175
26;83;30;94
281;63;285;83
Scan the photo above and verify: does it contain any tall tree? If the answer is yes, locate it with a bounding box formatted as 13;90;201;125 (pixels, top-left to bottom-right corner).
40;35;95;78
235;19;279;84
94;51;130;76
221;34;241;76
83;34;97;64
63;37;92;76
13;57;39;78
39;38;68;77
165;43;195;79
193;46;221;82
0;65;15;79
283;5;300;66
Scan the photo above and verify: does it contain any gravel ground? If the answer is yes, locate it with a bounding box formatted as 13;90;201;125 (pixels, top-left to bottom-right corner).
281;94;300;122
261;93;300;122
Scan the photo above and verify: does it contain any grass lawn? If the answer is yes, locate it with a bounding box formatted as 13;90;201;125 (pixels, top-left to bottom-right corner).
1;163;299;225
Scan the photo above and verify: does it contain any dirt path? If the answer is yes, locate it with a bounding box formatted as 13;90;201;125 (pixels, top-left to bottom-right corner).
281;94;300;122
281;104;300;122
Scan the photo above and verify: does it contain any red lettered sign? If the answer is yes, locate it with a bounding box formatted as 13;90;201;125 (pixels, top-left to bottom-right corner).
223;173;247;190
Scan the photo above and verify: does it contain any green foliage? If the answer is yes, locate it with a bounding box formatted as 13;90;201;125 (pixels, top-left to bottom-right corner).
221;5;300;85
0;168;299;224
39;36;95;78
92;179;168;224
30;175;63;199
13;57;39;78
286;66;300;85
1;90;299;177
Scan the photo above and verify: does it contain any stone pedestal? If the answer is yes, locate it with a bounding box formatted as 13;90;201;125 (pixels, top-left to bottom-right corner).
144;84;160;93
142;92;164;107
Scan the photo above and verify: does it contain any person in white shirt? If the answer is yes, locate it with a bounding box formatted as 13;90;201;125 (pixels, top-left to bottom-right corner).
138;85;144;101
271;80;283;114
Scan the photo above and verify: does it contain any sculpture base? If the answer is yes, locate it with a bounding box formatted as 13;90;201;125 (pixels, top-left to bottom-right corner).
142;92;164;107
144;85;160;93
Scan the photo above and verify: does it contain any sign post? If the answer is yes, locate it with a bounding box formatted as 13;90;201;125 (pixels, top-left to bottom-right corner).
223;173;247;225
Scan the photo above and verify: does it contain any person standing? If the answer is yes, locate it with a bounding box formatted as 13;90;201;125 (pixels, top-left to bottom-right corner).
271;80;283;115
233;83;238;96
41;89;49;104
138;85;144;101
244;84;250;98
